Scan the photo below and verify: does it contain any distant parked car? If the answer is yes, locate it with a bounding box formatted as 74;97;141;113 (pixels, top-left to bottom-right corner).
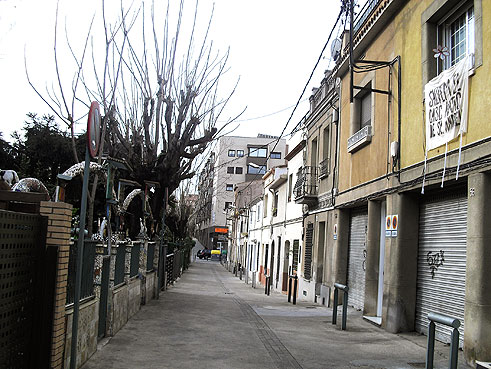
197;249;211;260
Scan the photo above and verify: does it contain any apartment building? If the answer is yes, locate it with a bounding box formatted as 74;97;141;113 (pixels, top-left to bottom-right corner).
196;134;286;250
297;0;489;365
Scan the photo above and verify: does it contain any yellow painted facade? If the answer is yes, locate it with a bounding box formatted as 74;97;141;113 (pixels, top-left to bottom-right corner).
338;20;398;192
338;0;491;191
397;0;491;167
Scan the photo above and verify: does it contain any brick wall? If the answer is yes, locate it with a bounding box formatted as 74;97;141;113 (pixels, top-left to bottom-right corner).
40;201;73;369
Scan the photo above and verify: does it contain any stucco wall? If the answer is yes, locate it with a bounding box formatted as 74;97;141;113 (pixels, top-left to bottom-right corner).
64;299;99;369
146;271;156;302
112;285;129;335
128;278;141;319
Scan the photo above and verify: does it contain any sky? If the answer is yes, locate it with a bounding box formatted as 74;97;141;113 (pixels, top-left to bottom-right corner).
0;0;352;144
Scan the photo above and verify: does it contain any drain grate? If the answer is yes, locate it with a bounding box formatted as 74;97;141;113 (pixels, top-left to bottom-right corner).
224;292;234;295
305;306;317;309
408;362;426;368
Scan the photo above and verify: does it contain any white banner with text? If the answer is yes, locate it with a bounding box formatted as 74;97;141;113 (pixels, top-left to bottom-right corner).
425;56;469;151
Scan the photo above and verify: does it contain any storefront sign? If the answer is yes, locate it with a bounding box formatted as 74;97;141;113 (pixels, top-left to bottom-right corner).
424;56;469;151
214;227;228;234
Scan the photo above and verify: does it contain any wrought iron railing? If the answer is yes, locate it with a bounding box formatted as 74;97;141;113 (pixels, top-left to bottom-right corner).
66;240;96;304
293;166;319;199
129;242;140;278
114;243;126;286
147;242;156;272
319;158;331;178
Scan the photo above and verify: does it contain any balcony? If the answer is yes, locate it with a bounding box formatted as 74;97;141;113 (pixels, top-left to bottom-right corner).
347;125;372;153
319;158;330;179
294;166;318;206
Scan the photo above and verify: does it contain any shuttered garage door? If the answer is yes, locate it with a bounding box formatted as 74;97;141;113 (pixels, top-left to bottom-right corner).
347;208;368;311
415;193;467;346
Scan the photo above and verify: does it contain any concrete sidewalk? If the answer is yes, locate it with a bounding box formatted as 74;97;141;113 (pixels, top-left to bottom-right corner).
82;261;471;369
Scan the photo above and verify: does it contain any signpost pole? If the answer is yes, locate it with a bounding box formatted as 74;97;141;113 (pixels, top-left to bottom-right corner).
70;101;100;369
70;149;90;369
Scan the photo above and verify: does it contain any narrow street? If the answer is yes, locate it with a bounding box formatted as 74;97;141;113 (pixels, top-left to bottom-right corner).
82;261;470;369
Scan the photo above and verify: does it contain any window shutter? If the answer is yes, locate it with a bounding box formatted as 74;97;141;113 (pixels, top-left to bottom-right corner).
361;93;371;128
304;223;314;279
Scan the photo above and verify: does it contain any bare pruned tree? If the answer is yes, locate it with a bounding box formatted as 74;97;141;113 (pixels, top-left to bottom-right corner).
26;0;239;235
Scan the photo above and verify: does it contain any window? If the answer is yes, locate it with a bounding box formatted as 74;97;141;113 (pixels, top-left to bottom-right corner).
271;152;281;159
224;202;232;210
237;150;244;157
292;240;299;274
228;150;235;157
421;0;482;85
235;167;243;174
348;82;373;153
257;204;261;220
247;164;266;175
248;147;267;157
264;195;268;218
288;174;293;202
227;167;234;174
273;192;278;217
439;4;474;71
226;184;233;191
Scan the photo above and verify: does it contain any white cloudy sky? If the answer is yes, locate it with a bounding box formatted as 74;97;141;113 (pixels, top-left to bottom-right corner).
0;0;352;143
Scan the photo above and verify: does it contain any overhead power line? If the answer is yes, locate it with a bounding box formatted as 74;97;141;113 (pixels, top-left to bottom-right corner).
237;5;346;195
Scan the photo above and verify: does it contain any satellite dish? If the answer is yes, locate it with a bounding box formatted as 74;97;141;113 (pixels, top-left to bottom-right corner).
331;38;342;62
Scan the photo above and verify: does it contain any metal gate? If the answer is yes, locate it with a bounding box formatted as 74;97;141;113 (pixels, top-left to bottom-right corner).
0;210;48;368
415;193;467;346
347;208;368;310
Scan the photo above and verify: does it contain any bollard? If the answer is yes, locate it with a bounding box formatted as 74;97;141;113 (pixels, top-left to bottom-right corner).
252;272;256;288
426;312;460;369
288;276;293;303
264;275;268;295
332;283;349;330
239;265;242;280
234;264;238;277
292;275;298;305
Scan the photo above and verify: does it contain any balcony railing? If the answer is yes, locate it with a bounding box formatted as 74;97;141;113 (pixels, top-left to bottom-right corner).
319;158;330;178
354;0;382;34
347;125;372;153
293;166;319;204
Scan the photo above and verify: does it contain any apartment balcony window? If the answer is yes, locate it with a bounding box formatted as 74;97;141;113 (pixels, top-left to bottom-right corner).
293;166;318;206
319;157;331;178
237;150;244;157
248;147;267;158
348;86;373;153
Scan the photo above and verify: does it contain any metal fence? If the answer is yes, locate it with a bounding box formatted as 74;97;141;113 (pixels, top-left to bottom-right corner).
147;242;156;272
114;243;126;286
130;242;140;278
66;240;96;304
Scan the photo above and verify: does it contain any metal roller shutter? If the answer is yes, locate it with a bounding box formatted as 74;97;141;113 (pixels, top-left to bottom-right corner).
347;208;368;310
415;194;467;347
